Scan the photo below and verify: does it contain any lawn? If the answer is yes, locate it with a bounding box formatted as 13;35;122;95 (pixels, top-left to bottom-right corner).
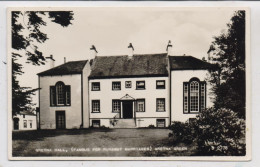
12;128;196;157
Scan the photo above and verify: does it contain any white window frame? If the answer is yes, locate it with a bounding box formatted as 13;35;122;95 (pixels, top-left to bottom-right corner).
112;82;121;90
92;100;100;113
156;98;165;112
112;100;121;113
136;99;145;112
125;81;132;88
92;82;100;91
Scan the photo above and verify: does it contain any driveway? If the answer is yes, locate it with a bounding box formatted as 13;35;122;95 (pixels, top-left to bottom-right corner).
12;128;173;157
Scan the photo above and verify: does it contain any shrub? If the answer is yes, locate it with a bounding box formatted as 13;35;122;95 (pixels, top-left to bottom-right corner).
195;108;245;156
148;124;155;128
100;125;109;129
168;121;196;145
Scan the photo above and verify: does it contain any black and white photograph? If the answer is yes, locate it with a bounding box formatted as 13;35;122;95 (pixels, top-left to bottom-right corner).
8;7;250;160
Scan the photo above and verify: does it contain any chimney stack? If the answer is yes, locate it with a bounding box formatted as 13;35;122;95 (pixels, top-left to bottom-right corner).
166;40;173;56
46;54;55;69
128;43;134;57
64;57;66;64
90;45;98;60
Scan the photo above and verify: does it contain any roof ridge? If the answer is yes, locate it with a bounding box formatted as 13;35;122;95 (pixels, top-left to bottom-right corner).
96;53;167;58
67;60;88;63
38;60;88;76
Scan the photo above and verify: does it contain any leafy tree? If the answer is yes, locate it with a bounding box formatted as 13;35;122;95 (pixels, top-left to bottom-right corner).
12;11;74;115
208;11;245;118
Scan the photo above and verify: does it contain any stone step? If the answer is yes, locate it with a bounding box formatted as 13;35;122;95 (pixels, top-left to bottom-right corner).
111;119;136;128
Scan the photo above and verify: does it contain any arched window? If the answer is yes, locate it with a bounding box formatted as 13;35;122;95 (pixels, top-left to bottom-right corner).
183;78;206;113
50;81;71;106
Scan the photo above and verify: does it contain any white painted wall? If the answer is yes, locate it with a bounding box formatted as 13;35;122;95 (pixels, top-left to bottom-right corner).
171;70;214;122
39;74;82;129
136;118;169;128
13;114;37;130
82;62;91;128
89;77;170;127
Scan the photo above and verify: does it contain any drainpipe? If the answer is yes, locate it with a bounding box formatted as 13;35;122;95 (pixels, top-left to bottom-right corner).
81;72;83;128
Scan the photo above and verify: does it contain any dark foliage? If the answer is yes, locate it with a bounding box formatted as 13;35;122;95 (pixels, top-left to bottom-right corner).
169;108;245;156
208;11;246;119
168;121;196;145
148;124;155;128
195;108;245;156
12;11;74;115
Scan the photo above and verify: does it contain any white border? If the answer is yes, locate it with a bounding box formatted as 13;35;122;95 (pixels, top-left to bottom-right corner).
0;1;259;166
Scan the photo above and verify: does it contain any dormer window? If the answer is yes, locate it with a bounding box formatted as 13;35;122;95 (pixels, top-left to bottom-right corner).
50;81;71;106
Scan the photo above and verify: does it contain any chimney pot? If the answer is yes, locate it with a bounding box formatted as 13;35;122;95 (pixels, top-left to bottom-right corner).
166;40;173;55
46;54;55;69
90;45;98;59
128;43;134;57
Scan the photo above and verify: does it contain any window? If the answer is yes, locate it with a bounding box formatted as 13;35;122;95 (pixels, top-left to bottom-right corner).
57;83;64;105
112;82;121;90
112;100;121;113
200;83;206;111
29;120;32;128
156;80;165;89
50;86;56;106
65;86;70;105
23;120;27;128
50;82;70;106
92;120;100;127
92;82;100;91
92;100;100;113
156;98;165;112
183;78;206;113
136;99;145;112
136;81;145;90
156;119;165;127
190;81;199;112
184;83;189;113
125;81;132;88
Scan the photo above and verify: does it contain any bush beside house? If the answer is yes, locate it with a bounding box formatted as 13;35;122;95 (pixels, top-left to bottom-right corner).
169;108;245;156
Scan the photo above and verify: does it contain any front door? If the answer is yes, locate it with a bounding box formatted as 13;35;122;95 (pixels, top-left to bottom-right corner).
56;111;66;129
123;101;133;119
13;118;19;130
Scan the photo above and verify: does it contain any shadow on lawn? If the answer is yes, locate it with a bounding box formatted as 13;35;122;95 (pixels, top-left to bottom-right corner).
12;128;112;141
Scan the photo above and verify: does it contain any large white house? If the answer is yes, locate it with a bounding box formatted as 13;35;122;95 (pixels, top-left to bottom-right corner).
38;44;214;129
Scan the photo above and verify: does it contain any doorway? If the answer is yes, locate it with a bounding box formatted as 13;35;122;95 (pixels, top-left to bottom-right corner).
56;111;66;129
122;101;133;119
13;118;19;130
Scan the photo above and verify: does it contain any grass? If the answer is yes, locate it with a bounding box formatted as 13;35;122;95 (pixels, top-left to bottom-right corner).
12;128;196;157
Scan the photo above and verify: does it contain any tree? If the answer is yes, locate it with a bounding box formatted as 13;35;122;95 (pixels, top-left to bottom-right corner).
12;11;74;115
208;11;245;118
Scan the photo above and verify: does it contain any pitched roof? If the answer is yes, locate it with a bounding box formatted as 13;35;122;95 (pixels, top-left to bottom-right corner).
169;56;213;70
19;111;36;116
89;53;168;79
38;60;88;76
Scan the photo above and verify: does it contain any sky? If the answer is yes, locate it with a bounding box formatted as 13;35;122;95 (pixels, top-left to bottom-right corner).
14;7;237;106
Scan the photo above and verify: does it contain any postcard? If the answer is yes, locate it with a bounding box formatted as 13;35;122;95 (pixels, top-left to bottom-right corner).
8;7;251;160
